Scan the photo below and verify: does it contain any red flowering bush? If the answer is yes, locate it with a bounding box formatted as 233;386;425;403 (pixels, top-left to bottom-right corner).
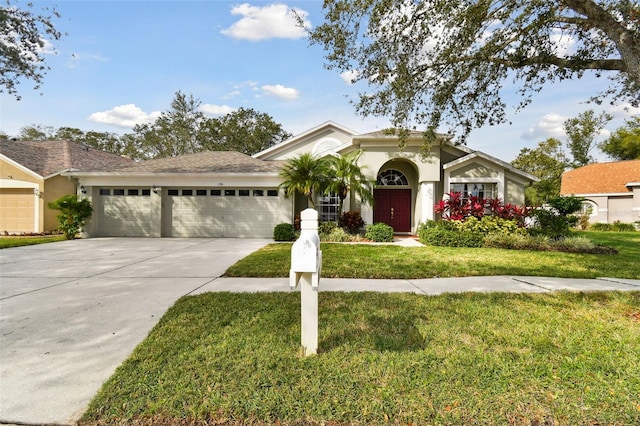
435;192;530;226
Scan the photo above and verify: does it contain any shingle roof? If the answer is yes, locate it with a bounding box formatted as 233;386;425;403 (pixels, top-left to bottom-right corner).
560;160;640;194
0;139;134;177
111;151;282;174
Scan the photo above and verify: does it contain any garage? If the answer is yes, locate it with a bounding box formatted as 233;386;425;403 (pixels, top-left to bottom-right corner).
0;188;36;233
164;187;287;238
95;188;154;237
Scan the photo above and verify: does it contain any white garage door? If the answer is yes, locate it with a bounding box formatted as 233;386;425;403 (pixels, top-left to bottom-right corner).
165;188;289;238
97;188;153;236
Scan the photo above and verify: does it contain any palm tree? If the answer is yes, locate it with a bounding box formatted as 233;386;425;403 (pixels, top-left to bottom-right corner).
325;150;375;216
278;153;330;208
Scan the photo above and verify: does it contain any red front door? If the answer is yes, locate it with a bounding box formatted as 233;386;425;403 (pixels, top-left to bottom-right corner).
373;189;411;232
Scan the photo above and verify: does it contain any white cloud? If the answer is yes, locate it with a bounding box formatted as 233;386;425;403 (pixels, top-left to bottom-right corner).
222;90;241;100
221;3;310;41
199;104;237;116
89;104;161;128
607;102;640;119
261;84;299;100
521;113;567;140
340;70;359;85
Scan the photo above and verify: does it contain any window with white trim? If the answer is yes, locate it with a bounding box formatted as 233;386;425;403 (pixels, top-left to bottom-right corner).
377;169;408;186
450;183;495;199
317;192;340;222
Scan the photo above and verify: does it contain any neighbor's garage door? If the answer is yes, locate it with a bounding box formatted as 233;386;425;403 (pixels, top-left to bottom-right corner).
0;188;36;233
165;188;288;238
97;188;153;236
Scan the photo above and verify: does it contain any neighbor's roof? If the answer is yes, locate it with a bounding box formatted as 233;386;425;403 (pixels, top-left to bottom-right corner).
0;139;134;177
560;160;640;194
109;151;282;174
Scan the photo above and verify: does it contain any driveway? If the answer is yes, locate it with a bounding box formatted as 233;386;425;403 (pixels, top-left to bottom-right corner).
0;238;270;425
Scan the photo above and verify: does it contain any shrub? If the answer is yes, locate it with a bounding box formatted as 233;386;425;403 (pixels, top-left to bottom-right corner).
273;223;296;241
365;223;394;242
590;222;612;231
417;223;483;247
325;227;352;242
482;233;618;254
339;211;365;234
611;221;636;232
455;216;527;236
318;221;337;237
47;195;93;240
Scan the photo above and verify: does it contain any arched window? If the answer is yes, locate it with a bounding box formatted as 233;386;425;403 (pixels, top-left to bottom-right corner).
377;169;408;186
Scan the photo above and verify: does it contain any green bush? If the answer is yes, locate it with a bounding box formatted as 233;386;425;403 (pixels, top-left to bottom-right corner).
273;223;296;241
47;195;93;240
482;233;618;254
589;221;637;232
454;216;527;235
417;223;483;247
365;223;394;242
318;221;337;236
325;227;352;242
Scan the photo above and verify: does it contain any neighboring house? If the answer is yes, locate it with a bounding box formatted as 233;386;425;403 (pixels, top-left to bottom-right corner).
63;122;536;238
560;160;640;224
0;140;134;234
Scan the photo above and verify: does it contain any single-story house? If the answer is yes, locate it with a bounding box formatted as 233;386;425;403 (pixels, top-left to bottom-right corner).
0;139;134;234
60;122;536;238
560;160;640;224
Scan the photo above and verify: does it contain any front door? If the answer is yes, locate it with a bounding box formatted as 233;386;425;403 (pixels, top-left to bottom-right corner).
373;189;411;232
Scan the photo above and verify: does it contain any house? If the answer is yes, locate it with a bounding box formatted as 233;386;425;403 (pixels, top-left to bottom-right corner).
60;122;536;238
0;139;134;234
560;160;640;224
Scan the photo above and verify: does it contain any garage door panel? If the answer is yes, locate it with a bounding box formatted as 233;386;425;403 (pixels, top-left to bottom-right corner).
167;189;289;238
0;189;36;233
99;194;152;237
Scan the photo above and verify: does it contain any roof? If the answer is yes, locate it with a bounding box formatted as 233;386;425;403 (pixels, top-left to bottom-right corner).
109;151;282;174
560;160;640;194
443;151;539;182
0;139;134;177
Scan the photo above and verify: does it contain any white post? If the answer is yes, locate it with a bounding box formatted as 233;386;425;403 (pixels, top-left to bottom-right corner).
289;208;321;356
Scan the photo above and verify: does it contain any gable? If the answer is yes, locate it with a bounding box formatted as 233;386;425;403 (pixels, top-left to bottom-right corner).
254;122;356;161
449;162;499;179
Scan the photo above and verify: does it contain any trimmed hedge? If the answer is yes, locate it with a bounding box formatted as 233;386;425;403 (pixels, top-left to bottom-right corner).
273;223;296;241
365;223;394;242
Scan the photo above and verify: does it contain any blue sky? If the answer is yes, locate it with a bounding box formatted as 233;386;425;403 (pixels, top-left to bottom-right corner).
1;0;638;162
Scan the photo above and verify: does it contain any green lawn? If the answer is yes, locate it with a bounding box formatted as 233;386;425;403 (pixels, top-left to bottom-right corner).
81;291;640;425
225;231;640;280
0;235;65;249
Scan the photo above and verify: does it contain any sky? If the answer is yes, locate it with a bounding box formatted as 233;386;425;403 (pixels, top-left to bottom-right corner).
1;0;638;163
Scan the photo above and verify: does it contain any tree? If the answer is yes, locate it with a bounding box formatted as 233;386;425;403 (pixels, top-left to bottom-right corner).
1;0;62;99
19;124;54;140
512;138;569;205
563;109;612;167
324;150;375;216
200;107;292;155
600;116;640;160
278;153;330;208
132;91;206;159
308;1;640;144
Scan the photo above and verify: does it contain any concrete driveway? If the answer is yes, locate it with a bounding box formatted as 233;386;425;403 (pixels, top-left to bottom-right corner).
0;237;270;425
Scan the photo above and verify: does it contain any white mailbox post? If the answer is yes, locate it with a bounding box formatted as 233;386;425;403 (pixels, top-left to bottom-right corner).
290;208;322;356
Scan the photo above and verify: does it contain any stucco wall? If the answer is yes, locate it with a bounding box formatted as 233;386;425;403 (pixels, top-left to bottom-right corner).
43;175;77;232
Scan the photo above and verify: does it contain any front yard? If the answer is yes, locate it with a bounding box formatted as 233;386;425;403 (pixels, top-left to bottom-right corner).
225;231;640;280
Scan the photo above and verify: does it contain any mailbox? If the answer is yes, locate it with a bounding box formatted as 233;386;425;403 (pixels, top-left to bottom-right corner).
291;234;320;273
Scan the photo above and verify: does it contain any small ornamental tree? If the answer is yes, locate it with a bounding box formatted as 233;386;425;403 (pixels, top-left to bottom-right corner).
47;195;93;239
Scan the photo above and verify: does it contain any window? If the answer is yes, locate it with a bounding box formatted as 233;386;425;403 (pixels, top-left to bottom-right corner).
377;169;408;186
267;189;278;197
239;189;250;197
253;189;264;197
113;189;125;196
182;189;193;196
225;189;236;196
211;189;221;196
196;189;207;196
128;189;139;196
99;189;110;196
580;201;597;216
317;192;340;222
168;189;179;196
142;189;151;196
450;183;495;200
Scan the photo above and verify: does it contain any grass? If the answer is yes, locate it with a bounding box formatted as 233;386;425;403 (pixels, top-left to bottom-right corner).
81;291;640;425
225;231;640;280
0;234;66;249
